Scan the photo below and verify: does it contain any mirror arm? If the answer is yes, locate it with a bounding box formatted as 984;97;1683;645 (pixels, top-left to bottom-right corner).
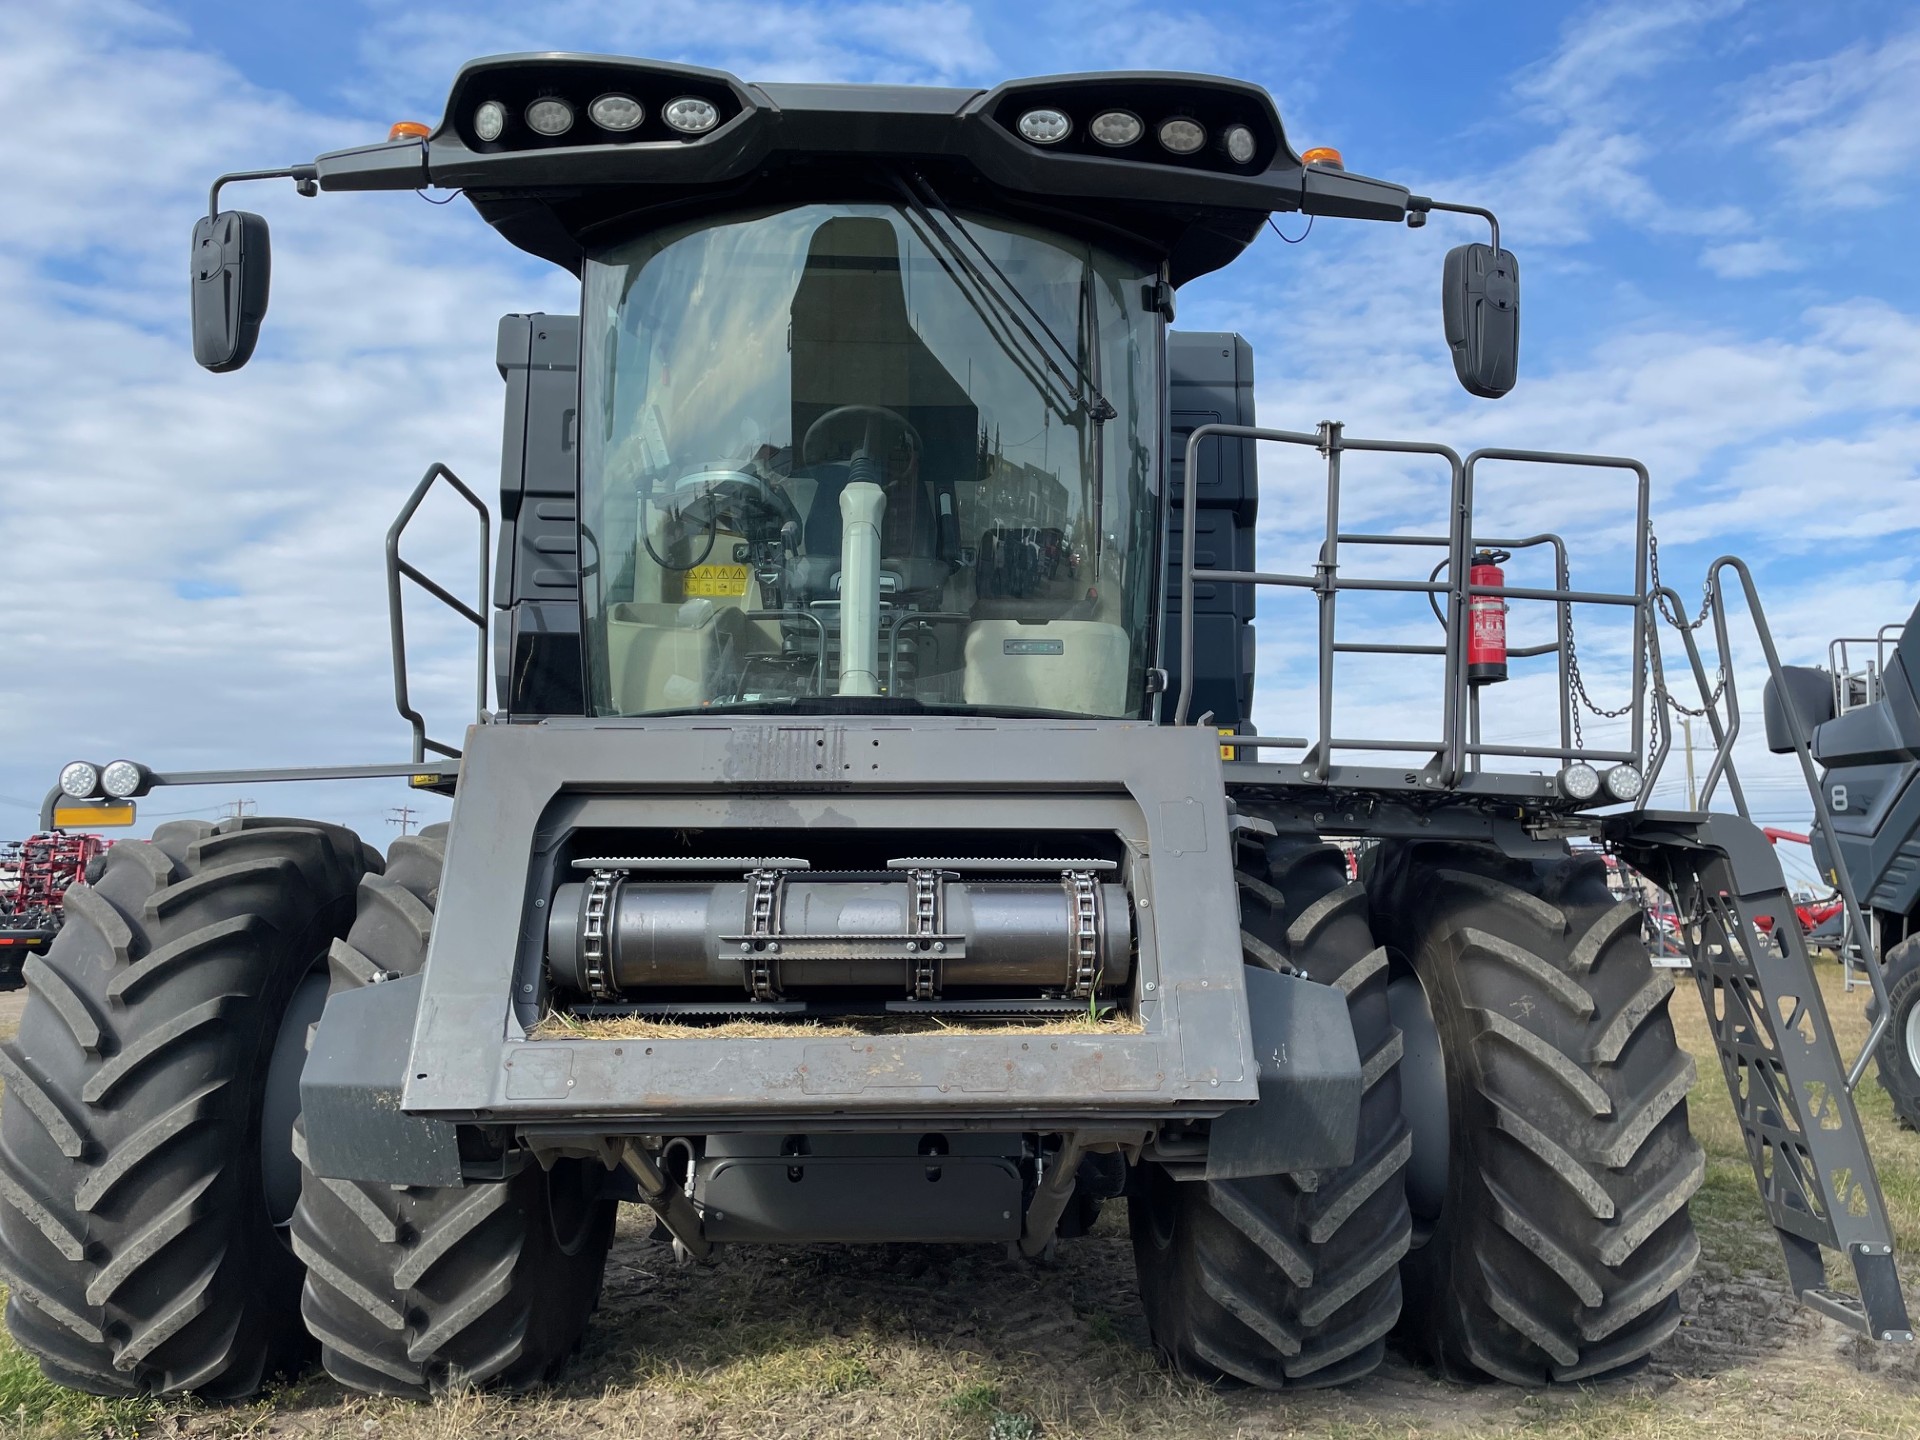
1408;195;1500;255
208;164;320;220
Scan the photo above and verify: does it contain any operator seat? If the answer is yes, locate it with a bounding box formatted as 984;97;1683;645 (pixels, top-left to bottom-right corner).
786;215;978;603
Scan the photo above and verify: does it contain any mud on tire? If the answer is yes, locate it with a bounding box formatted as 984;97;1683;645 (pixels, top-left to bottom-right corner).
1369;840;1703;1384
290;826;616;1398
1130;833;1412;1389
0;816;366;1396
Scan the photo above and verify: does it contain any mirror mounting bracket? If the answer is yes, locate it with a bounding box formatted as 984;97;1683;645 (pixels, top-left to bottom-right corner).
1408;195;1499;254
207;164;320;219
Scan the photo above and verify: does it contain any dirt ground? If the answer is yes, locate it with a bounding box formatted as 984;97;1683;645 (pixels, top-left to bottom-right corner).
3;966;1919;1440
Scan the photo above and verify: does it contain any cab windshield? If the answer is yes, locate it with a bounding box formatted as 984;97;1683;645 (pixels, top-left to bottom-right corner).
580;202;1161;718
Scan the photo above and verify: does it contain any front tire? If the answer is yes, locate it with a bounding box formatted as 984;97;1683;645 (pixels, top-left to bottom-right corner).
1130;834;1412;1388
1874;935;1920;1131
1369;841;1703;1384
290;828;616;1397
0;817;366;1396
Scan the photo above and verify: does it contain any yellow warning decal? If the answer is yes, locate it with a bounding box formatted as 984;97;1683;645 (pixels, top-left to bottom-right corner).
683;564;750;598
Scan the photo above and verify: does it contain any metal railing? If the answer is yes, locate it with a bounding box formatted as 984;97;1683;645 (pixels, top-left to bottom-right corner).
1660;556;1892;1090
1830;624;1905;716
1174;422;1650;784
387;463;490;763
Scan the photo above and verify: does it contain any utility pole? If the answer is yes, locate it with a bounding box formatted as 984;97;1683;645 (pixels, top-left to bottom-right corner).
220;798;257;820
386;804;418;837
1682;717;1697;811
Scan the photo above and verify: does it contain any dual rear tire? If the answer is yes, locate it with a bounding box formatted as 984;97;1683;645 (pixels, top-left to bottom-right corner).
1130;834;1702;1389
0;818;613;1401
290;827;616;1397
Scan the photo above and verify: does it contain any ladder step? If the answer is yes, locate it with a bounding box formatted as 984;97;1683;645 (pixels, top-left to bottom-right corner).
1608;813;1912;1345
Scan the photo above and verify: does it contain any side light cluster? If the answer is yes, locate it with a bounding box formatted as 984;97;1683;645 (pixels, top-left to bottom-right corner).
60;760;150;800
1556;761;1644;804
471;91;722;145
1014;106;1259;166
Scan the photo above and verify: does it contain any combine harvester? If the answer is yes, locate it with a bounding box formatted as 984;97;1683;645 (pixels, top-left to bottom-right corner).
1;54;1908;1401
1764;616;1920;1128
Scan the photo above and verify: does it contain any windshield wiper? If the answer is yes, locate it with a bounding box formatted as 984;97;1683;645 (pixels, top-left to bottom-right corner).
889;170;1117;424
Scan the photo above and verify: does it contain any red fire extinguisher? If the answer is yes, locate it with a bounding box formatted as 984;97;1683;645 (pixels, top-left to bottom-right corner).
1467;548;1510;686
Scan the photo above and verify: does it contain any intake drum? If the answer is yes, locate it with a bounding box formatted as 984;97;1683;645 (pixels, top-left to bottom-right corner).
546;870;1131;1001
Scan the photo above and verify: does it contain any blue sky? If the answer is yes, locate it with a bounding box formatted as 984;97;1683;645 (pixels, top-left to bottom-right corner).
2;0;1916;881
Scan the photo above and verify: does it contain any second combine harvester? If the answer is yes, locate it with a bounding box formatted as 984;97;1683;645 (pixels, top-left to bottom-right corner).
2;54;1908;1400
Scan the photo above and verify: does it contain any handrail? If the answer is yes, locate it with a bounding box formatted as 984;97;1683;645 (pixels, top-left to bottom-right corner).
386;462;490;764
1667;556;1890;1088
1174;423;1651;786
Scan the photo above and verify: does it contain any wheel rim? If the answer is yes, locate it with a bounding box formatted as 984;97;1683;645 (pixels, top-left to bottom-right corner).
1906;990;1920;1079
261;967;330;1229
1388;970;1449;1239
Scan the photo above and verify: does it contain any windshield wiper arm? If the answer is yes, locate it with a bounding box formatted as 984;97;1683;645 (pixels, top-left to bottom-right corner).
891;170;1117;424
897;206;1081;425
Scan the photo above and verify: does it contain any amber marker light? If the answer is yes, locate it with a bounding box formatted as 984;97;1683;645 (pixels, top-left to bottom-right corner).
389;120;432;141
1301;146;1345;169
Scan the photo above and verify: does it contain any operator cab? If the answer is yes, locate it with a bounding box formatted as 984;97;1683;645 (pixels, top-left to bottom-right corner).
583;202;1160;719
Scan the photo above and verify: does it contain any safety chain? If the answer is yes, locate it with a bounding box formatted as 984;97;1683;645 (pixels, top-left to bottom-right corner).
910;868;942;1001
1648;531;1715;633
1647;530;1730;718
1065;870;1100;998
580;869;617;1001
745;868;782;1001
1559;527;1728;748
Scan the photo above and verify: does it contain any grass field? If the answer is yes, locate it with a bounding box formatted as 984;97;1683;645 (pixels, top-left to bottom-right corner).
2;958;1918;1440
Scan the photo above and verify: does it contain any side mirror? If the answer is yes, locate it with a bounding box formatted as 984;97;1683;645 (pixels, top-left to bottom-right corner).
191;211;271;372
1442;242;1518;398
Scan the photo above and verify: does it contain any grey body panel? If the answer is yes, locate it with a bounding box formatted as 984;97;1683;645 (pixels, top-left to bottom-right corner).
1803;605;1920;917
302;974;463;1186
1161;332;1258;729
493;313;583;715
1202;966;1360;1179
692;1133;1023;1243
402;717;1260;1125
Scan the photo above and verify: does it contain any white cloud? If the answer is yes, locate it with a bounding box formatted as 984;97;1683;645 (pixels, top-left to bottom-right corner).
1513;0;1744;114
1700;237;1798;277
1728;27;1920;207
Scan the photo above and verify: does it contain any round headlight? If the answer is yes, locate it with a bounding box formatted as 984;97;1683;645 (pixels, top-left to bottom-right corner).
1089;110;1143;147
101;760;146;799
663;96;720;134
1017;108;1072;145
525;99;574;137
1604;764;1644;802
1558;762;1601;801
60;761;101;799
589;94;644;132
1223;124;1257;164
473;100;506;143
1157;117;1206;155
